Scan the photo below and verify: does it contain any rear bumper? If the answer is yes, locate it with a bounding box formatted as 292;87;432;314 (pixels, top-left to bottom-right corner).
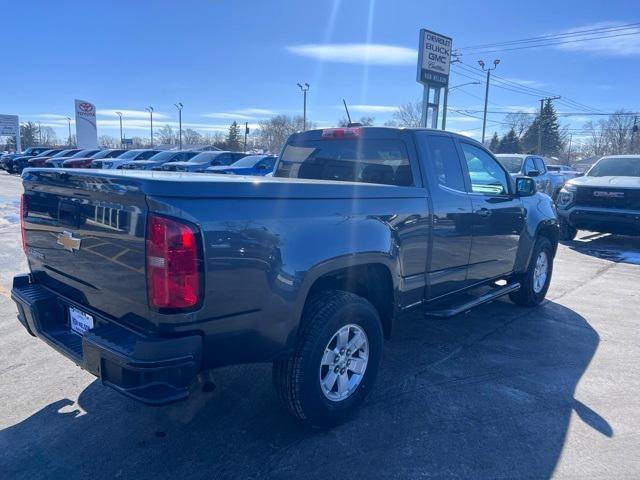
11;274;202;406
559;206;640;235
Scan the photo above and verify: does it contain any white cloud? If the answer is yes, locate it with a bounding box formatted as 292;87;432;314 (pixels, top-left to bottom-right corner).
347;104;399;113
446;116;480;124
203;108;277;120
32;113;70;120
502;77;550;88
97;109;169;119
555;22;640;56
287;43;416;65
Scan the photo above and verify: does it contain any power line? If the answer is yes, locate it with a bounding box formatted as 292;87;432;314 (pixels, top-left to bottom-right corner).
457;22;640;52
456;31;640;55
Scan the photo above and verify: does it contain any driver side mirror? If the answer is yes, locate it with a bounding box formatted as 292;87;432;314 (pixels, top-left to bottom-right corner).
516;176;536;196
526;169;541;177
256;164;267;170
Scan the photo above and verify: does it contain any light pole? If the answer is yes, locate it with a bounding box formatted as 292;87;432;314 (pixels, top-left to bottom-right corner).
115;111;123;147
442;81;481;131
478;59;500;144
537;96;560;155
37;121;42;145
174;103;183;149
297;83;309;131
66;117;72;146
145;106;154;147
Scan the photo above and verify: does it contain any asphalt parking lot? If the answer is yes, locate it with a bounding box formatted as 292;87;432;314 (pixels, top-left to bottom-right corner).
0;171;639;479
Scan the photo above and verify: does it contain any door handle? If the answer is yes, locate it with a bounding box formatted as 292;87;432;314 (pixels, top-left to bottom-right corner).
477;208;492;218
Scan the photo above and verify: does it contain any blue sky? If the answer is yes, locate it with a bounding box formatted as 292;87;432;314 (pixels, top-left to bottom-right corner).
3;0;639;145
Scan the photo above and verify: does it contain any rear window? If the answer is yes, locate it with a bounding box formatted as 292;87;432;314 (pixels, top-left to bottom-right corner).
497;155;524;174
275;138;413;186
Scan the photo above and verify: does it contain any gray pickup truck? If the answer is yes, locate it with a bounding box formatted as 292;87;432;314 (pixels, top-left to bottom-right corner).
496;154;557;199
12;127;559;428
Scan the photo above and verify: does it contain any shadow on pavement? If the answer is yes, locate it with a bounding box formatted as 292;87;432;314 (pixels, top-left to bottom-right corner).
563;233;640;265
1;300;607;479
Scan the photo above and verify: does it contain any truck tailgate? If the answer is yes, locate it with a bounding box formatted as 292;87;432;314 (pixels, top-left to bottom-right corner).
22;170;151;328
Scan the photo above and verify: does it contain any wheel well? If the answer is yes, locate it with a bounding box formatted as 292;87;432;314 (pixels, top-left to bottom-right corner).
306;264;395;338
538;223;559;255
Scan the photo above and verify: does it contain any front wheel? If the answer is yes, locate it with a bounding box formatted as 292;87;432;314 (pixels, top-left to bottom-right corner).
273;290;383;428
509;237;554;307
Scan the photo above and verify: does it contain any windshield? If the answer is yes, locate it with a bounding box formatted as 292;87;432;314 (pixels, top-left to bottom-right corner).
496;156;524;174
91;149;125;159
147;151;176;162
187;152;221;163
588;157;640;177
118;149;144;159
230;155;264;167
52;150;75;158
70;149;100;158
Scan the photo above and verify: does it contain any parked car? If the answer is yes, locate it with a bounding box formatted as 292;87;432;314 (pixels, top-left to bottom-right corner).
205;154;277;176
161;151;248;172
91;149;161;169
45;149;101;168
27;148;82;168
13;127;558;428
10;149;66;174
62;149;127;168
556;155;640;240
121;150;199;170
1;147;51;172
495;154;555;198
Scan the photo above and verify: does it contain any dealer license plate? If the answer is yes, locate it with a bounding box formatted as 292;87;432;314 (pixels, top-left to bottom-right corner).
69;307;94;335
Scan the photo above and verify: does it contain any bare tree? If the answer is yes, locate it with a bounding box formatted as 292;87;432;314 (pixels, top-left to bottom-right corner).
98;135;118;148
182;128;202;145
155;125;176;145
583;120;609;157
338;116;375;127
504;112;533;139
604;111;636;155
384;101;420;127
257;115;309;153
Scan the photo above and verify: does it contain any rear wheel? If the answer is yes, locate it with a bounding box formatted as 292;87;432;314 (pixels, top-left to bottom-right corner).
509;237;554;307
273;290;383;428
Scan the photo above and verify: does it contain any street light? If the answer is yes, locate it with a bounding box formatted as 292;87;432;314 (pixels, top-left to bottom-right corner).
115;111;123;147
478;59;500;144
145;106;154;147
174;103;183;150
441;81;481;131
66;117;72;146
297;83;310;131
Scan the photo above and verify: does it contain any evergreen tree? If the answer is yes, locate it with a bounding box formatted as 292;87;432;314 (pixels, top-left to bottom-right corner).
521;100;562;155
225;121;242;150
488;132;500;152
496;128;522;153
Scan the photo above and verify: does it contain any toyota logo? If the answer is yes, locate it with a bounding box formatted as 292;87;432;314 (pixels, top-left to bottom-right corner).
78;102;94;114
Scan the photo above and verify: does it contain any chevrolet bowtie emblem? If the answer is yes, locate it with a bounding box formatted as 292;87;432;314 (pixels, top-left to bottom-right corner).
57;231;82;252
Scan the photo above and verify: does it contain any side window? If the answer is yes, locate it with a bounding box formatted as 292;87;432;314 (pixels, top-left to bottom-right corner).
460;143;510;195
419;134;465;191
534;157;546;173
523;157;535;175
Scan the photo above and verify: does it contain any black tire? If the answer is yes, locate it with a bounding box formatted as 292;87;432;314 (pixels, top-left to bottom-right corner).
509;236;554;307
558;218;577;241
273;290;383;429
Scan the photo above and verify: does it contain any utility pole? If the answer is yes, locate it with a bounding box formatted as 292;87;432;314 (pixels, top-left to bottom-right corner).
37;121;42;145
631;116;638;153
244;122;249;152
174;103;183;150
478;59;500;144
66;117;72;146
537;96;560;155
442;81;481;130
146;106;154;147
297;83;309;130
567;133;573;165
115;111;123;147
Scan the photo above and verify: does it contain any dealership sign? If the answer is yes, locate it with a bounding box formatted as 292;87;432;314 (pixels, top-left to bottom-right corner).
0;114;19;136
74;99;98;149
417;29;452;87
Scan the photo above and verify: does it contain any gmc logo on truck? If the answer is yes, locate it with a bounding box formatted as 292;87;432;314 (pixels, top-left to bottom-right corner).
593;191;624;198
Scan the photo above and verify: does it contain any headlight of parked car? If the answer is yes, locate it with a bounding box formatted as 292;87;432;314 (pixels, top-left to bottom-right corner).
556;184;576;208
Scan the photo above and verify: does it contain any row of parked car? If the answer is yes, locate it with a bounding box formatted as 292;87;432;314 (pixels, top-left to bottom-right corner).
0;147;278;176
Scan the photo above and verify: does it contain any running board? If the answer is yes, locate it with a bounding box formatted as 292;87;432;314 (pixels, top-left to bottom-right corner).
425;282;521;318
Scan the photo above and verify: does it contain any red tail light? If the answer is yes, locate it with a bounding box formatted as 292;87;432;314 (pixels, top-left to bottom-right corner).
146;214;201;310
321;127;362;139
20;194;27;253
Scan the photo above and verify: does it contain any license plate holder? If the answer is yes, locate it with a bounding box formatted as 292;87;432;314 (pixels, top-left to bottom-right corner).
69;306;94;335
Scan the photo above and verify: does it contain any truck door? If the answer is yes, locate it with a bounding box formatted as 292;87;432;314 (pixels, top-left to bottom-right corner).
458;141;525;283
415;132;473;299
